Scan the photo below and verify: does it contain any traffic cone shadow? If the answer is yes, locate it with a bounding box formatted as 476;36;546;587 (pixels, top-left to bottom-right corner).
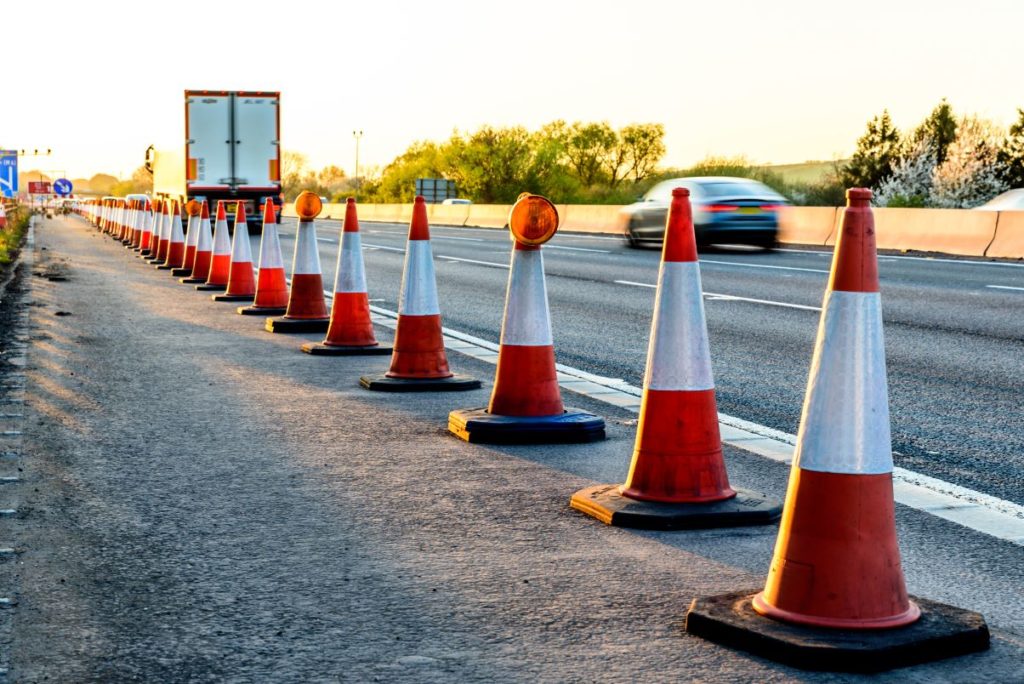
360;197;479;390
684;189;989;671
303;198;391;355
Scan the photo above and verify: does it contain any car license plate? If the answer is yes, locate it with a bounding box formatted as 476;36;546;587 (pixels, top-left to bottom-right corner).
737;207;761;215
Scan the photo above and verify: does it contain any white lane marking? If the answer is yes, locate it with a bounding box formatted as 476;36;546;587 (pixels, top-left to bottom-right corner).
987;285;1024;292
433;235;484;243
614;280;821;311
701;258;829;274
361;242;405;253
437;255;509;269
316;237;338;244
778;248;1024;269
544;244;610;254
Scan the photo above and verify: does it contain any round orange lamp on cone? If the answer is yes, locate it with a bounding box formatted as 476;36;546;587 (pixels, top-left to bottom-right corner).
360;196;479;391
571;188;781;527
195;201;232;291
180;200;213;284
212;202;257;302
303;198;391;355
238;199;289;315
685;189;989;672
447;194;603;442
265;191;331;332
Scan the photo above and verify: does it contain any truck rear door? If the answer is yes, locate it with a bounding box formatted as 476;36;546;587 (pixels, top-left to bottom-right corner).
186;92;232;191
233;92;281;192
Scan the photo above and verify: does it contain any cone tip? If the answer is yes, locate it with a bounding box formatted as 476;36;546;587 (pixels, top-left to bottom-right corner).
414;195;425;204
663;187;698;262
216;201;226;220
201;199;209;218
346;197;356;206
672;187;690;198
262;199;275;222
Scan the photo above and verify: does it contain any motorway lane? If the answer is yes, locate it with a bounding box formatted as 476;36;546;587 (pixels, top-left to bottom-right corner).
263;219;1024;507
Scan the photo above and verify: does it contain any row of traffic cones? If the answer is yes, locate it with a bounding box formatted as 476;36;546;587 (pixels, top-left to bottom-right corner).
73;187;987;672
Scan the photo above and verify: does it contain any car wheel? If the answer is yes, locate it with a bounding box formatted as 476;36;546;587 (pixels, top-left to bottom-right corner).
625;219;641;248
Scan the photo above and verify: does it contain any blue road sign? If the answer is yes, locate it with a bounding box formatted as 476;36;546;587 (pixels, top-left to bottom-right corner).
54;178;73;196
0;150;17;199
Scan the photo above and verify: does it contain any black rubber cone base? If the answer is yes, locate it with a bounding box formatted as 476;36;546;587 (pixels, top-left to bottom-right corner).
570;485;781;530
194;282;227;291
237;305;287;316
302;341;393;356
361;374;481;393
684;591;989;673
170;267;192;277
448;407;605;444
179;275;207;284
155;263;176;270
211;292;255;303
264;317;330;334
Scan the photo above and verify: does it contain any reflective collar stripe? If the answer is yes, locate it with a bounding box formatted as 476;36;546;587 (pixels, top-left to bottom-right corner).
212;219;231;255
229;220;253;263
195;218;213;252
794;290;892;475
257;223;283;269
292;220;322;275
398;240;440;316
645;261;715;391
500;248;553;347
335;232;367;294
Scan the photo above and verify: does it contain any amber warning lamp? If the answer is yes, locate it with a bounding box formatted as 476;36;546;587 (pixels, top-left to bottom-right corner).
295;191;323;220
508;193;558;246
185;199;201;216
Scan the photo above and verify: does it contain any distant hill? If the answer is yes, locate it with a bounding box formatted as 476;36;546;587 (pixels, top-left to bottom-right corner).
765;160;846;184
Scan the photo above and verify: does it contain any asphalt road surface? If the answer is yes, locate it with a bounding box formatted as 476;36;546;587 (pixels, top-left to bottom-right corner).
0;214;1020;682
270;216;1024;507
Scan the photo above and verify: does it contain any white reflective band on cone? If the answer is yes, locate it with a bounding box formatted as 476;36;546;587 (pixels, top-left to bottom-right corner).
500;248;553;347
645;261;715;391
794;290;893;475
196;217;212;252
212;219;231;254
230;222;253;262
170;212;184;242
258;224;283;269
335;232;367;294
398;240;440;316
292;221;322;275
184;215;199;249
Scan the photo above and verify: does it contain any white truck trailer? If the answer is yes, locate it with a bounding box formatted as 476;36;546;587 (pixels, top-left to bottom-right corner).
149;90;282;223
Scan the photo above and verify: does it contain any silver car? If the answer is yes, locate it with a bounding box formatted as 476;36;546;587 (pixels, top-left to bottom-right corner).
621;176;786;249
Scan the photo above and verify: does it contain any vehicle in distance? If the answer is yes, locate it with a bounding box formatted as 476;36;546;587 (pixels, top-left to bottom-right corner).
441;198;472;205
974;188;1024;211
620;176;786;249
149;90;282;225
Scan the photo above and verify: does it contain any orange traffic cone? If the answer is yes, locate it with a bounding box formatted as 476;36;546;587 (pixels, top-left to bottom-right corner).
172;201;201;277
361;196;480;391
239;199;289;315
265;191;330;333
195;201;231;291
181;200;213;284
212;202;256;302
302;198;391;355
570;188;780;527
119;200;132;244
126;200;140;247
157;200;186;270
141;199;160;257
130;200;145;250
149;201;172;264
685;189;989;671
448;194;599;437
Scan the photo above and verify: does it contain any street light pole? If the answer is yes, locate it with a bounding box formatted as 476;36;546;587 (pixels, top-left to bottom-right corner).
352;130;363;202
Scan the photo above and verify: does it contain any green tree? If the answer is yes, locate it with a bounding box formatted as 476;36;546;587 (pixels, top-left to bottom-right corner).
997;108;1024;188
841;110;901;190
913;98;958;165
619;123;666;184
563;122;617;187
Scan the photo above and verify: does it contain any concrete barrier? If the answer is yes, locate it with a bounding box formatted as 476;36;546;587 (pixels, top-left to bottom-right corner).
429;204;470;227
465;204;513;229
986;211;1024;259
559;205;626;235
826;207;998;257
777;206;836;246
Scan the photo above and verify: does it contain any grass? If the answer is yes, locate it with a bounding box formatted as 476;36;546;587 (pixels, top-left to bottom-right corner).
0;205;30;265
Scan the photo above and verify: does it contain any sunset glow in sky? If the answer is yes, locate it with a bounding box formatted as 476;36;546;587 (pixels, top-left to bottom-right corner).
4;0;1022;179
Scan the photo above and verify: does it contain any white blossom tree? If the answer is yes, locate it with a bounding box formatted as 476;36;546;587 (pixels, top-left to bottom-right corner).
931;116;1008;208
874;136;937;207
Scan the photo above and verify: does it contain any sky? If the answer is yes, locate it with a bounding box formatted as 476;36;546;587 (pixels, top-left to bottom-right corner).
3;0;1023;180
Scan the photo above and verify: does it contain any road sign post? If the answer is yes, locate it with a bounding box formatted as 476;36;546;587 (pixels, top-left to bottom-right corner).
0;151;17;199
